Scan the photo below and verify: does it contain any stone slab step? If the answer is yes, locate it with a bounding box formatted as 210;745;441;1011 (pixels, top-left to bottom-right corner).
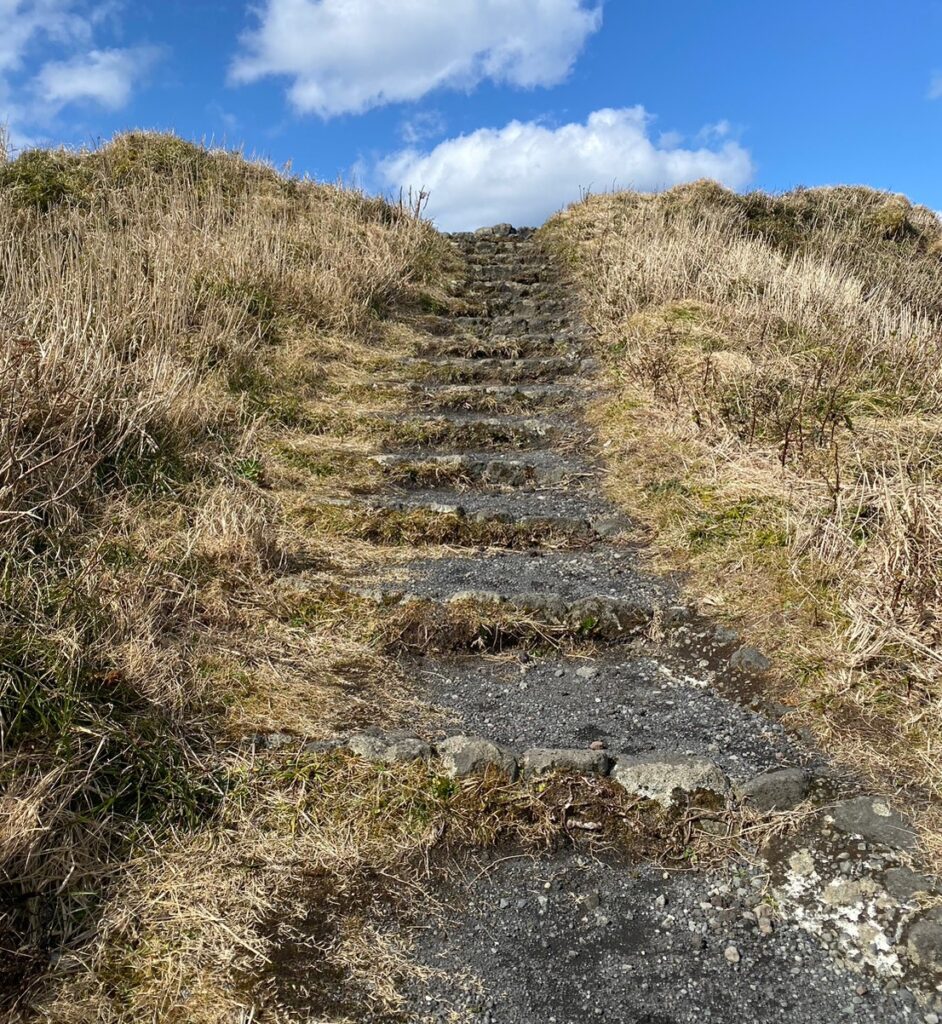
375;381;582;414
401;356;592;385
323;488;625;531
479;296;572;316
465;266;545;285
414;335;582;360
464;282;560;301
369;451;594;488
363;410;565;450
350;549;676;641
309;493;624;547
449;313;577;335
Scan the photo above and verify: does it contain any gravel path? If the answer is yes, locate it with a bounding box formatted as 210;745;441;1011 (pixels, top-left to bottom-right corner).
317;225;941;1020
400;851;918;1024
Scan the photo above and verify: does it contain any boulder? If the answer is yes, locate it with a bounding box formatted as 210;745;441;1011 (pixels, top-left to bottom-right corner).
736;768;810;812
829;796;917;851
436;735;518;779
611;754;729;808
521;748;610;778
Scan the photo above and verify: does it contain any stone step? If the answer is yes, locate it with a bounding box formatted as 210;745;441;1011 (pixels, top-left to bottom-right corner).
465;266;545;285
480;299;572;318
401;355;592;385
450;313;577;335
460;251;548;266
349;548;676;646
363;410;564;451
305;493;623;549
375;381;582;414
464;281;560;300
369;451;593;489
414;335;581;360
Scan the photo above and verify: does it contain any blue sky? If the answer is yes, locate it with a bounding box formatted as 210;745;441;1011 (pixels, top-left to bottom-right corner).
2;0;941;229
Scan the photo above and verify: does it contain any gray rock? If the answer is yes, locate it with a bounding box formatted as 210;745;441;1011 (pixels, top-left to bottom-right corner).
437;735;518;779
884;867;941;901
611;754;729;808
730;646;773;673
476;223;516;237
906;909;942;972
255;731;295;751
301;738;346;756
348;730;431;764
737;768;810;812
829;796;917;851
521;748;610;778
590;516;629;539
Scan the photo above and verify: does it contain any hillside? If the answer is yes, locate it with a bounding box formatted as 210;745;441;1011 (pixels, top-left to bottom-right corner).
0;132;451;1017
543;184;942;849
2;138;942;1022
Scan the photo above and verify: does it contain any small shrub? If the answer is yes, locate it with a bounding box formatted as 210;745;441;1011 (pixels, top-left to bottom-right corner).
0;149;91;210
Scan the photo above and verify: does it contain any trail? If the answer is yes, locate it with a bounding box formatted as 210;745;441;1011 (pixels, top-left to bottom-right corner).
314;226;940;1022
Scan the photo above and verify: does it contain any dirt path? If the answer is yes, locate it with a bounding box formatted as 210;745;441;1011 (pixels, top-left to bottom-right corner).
315;226;941;1022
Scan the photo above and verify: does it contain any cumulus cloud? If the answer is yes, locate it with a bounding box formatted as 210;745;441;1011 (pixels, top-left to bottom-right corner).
376;107;755;231
0;0;93;75
0;1;156;147
35;46;159;112
929;73;942;100
231;0;602;117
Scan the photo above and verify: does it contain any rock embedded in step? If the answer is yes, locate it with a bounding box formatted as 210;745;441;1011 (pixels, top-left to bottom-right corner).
436;735;518;780
729;646;773;673
829;796;917;851
348;730;431;764
736;768;810;812
906;908;942;974
254;731;295;751
301;738;347;756
589;516;628;539
521;748;610;778
884;867;941;901
566;595;652;636
475;223;516;237
611;753;729;808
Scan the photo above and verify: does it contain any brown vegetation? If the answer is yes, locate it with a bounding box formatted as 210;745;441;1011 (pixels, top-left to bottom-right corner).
543;182;942;855
0;131;448;1014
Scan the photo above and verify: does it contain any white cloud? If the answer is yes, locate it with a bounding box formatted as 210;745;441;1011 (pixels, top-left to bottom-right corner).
929;72;942;100
231;0;603;117
35;46;158;112
376;107;755;231
400;109;447;145
697;119;732;142
0;2;156;147
0;0;92;75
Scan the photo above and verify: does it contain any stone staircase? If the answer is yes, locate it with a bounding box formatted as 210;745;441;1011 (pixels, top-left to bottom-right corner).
288;226;942;1021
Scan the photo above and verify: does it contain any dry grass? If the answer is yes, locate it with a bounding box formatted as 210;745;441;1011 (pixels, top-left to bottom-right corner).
0;131;450;1012
543;181;942;858
31;751;775;1024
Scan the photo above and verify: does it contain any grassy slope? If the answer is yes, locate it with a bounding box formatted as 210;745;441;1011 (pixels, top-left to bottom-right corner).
543;182;942;856
0;132;455;1017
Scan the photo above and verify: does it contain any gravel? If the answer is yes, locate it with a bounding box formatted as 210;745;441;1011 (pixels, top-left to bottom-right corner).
416;652;819;783
397;851;917;1023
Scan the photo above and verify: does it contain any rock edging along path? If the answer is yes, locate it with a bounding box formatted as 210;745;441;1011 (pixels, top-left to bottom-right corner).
280;225;942;1020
